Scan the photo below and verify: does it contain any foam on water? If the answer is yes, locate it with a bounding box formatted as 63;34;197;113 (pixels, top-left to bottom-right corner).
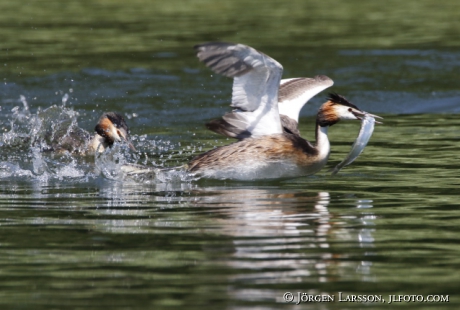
124;165;195;184
94;143;194;184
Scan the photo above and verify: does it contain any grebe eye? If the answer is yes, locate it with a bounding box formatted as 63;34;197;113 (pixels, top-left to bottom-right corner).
348;108;352;112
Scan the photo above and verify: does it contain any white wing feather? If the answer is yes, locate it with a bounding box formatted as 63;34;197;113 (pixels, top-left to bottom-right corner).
195;42;284;136
278;75;334;122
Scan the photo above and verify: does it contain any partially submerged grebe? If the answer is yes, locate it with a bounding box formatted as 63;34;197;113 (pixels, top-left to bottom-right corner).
45;112;135;155
91;112;135;153
187;42;380;180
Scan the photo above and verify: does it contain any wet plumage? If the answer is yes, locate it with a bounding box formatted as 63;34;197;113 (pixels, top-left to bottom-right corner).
90;112;135;153
44;112;135;155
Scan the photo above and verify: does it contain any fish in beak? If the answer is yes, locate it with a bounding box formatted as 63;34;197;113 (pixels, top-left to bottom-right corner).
350;109;383;124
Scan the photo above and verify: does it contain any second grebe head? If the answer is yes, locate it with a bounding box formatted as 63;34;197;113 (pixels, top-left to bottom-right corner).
317;93;382;127
94;112;136;151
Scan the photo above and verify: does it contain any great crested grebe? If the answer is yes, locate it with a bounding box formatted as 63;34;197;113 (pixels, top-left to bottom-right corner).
45;112;136;155
186;42;380;180
90;112;136;153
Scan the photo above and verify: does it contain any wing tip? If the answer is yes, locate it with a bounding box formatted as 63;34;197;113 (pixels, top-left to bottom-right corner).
193;41;282;74
194;42;253;78
314;75;334;86
194;41;235;51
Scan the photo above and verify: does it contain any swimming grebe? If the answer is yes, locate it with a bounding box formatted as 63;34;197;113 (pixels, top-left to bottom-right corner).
90;112;136;153
44;111;135;155
187;42;380;180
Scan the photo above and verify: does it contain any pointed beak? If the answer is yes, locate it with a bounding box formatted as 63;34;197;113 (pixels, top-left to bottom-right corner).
116;129;137;152
352;110;383;124
127;140;137;152
120;135;137;152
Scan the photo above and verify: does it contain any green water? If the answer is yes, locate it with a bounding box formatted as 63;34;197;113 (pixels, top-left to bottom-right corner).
1;1;460;309
1;0;460;75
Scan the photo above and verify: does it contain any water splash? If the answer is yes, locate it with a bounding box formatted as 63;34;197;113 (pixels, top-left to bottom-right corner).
1;95;33;148
95;143;194;184
125;165;195;184
0;95;93;181
0;161;34;179
1;94;88;152
0;94;197;184
61;93;69;106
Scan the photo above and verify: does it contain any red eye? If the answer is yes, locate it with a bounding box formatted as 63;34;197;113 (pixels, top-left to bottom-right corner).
348;108;352;112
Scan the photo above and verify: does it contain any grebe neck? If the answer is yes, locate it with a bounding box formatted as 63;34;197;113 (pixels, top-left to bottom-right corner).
315;122;330;158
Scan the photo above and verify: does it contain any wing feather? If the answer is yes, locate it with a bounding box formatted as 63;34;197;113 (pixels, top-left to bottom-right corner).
195;42;284;137
278;75;334;122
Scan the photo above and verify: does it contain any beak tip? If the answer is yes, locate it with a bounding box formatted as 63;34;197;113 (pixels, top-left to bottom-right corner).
364;112;383;122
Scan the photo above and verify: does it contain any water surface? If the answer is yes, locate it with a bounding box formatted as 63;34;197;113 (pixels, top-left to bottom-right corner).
1;1;460;309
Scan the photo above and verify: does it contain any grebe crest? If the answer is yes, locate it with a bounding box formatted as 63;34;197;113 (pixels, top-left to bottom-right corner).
91;112;136;153
317;93;365;127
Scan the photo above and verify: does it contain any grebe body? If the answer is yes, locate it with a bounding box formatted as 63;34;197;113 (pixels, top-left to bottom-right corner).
188;131;329;180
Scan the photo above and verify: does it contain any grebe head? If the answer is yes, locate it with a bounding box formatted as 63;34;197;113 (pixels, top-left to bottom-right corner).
317;93;381;127
94;112;136;151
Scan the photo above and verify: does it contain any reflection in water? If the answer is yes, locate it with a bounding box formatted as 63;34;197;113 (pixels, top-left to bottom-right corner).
187;188;375;299
77;182;375;283
96;183;377;298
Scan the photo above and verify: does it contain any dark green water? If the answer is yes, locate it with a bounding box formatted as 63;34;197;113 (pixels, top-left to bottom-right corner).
1;1;460;309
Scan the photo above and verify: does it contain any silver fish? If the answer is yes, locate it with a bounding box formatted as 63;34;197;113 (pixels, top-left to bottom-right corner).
331;114;376;175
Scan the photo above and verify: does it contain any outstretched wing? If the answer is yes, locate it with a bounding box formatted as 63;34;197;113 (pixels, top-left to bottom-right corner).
195;42;284;139
278;75;334;123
